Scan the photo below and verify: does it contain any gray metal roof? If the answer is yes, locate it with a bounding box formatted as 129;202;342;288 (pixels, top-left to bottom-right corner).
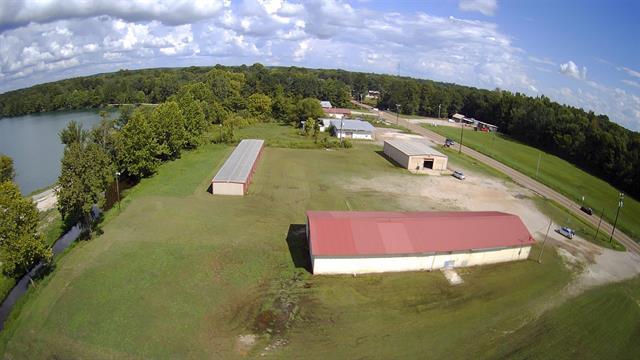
213;139;264;183
385;139;446;157
320;101;332;108
330;119;375;132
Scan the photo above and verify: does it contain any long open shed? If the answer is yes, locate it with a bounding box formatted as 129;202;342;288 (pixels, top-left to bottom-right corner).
306;211;535;274
211;139;264;196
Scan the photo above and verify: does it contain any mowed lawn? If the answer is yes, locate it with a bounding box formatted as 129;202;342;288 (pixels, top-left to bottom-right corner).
0;124;634;358
427;125;640;242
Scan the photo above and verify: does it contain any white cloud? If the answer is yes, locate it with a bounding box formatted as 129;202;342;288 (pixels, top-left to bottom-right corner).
458;0;498;16
559;60;587;80
618;66;640;79
0;0;225;30
528;56;555;66
622;79;640;89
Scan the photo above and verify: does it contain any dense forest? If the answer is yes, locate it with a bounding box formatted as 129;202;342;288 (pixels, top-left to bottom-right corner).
0;64;638;198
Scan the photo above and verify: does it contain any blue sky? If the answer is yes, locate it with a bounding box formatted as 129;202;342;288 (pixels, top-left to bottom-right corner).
0;0;639;130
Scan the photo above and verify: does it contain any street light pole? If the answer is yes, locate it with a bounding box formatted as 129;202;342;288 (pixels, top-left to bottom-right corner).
395;104;401;125
535;152;541;178
609;193;624;243
538;217;553;263
115;171;121;211
438;104;441;119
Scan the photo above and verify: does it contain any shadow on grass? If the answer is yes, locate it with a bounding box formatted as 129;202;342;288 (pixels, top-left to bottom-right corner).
206;183;213;194
375;150;403;168
285;224;312;273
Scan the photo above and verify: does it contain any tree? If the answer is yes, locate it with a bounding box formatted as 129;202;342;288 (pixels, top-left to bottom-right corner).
0;181;52;276
176;93;207;148
293;98;324;125
247;93;273;121
57;142;114;229
0;154;15;183
59;120;88;146
117;109;160;178
116;105;134;128
150;101;186;159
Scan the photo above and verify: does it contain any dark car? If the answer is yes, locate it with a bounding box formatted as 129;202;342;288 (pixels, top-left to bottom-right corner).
580;206;593;215
444;138;455;147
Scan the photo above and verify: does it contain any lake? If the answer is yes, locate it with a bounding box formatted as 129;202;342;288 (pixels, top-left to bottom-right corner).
0;110;115;195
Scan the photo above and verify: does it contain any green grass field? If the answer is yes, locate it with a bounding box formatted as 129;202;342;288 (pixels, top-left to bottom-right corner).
0;124;636;358
426;125;639;242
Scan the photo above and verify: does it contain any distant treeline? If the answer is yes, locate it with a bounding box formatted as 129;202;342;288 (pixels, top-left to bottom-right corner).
0;64;638;198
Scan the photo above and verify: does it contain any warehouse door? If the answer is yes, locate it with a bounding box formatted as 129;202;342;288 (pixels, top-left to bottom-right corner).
423;159;434;169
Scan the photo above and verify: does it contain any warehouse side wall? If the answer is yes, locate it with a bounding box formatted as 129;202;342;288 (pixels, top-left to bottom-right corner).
311;246;531;275
383;142;410;168
407;155;448;173
212;182;245;196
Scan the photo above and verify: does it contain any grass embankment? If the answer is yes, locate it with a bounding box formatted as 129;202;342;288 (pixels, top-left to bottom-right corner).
0;123;631;358
491;276;640;359
426;125;639;242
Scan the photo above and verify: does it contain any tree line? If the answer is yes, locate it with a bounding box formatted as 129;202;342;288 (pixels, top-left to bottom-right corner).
0;63;638;198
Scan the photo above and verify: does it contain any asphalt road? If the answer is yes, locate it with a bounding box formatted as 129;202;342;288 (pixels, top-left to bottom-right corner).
353;100;640;255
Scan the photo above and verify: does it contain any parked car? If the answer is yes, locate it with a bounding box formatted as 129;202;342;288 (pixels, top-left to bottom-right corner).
556;226;575;239
444;138;455;147
580;206;593;215
453;170;465;180
448;118;455;123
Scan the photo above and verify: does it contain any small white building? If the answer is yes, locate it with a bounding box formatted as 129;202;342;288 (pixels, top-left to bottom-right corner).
306;211;535;275
318;118;333;132
330;119;375;140
320;100;332;109
383;139;448;174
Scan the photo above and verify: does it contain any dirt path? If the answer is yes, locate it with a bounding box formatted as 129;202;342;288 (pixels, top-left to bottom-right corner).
344;157;640;296
354;100;640;255
31;187;58;212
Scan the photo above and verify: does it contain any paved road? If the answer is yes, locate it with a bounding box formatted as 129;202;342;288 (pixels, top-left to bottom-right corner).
353;100;640;255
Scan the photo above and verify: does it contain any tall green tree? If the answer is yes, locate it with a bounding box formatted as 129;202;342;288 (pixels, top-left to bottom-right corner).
0;181;52;276
57;142;114;229
59;120;88;146
116;109;160;178
0;154;15;183
176;93;207;148
293;98;324;125
150;101;186;159
247;93;273;121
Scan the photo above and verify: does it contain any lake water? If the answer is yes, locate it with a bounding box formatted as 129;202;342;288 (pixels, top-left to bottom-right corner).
0;110;111;194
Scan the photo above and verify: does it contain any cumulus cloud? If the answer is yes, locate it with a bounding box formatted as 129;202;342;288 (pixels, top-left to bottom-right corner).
559;60;587;80
458;0;498;16
0;0;225;30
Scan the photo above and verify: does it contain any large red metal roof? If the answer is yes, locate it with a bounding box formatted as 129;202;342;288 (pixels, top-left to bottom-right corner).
306;211;535;257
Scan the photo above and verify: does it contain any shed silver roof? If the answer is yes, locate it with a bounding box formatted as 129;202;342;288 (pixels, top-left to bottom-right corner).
330;119;375;132
384;139;446;157
320;101;332;108
213;139;264;183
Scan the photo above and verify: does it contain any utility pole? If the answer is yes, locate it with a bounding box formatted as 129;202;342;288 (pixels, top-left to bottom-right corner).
395;104;401;125
538;217;553;263
458;121;464;154
535;152;541;178
594;207;604;242
438;104;441;119
115;171;121;211
609;193;624;243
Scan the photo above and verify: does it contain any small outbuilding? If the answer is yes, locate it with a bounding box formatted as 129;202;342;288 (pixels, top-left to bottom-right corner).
319;100;332;109
330;119;375;140
211;139;264;196
306;211;535;275
383;139;448;173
